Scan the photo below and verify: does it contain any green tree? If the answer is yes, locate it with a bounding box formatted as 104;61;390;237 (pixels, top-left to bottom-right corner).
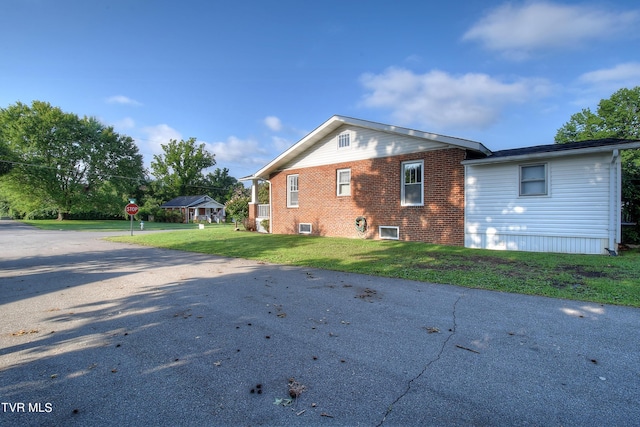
150;137;216;201
555;86;640;241
0;101;144;220
555;87;640;143
201;167;238;203
258;181;270;204
0;141;14;176
224;185;250;229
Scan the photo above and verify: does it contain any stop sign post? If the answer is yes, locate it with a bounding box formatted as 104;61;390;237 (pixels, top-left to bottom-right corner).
125;203;139;235
125;203;139;215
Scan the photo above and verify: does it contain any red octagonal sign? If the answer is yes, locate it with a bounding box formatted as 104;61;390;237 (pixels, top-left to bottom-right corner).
125;203;139;215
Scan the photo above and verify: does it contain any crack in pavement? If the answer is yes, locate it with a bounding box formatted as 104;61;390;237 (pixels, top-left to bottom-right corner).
376;294;463;426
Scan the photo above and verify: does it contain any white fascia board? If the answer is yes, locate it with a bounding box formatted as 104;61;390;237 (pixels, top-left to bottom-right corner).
345;117;490;154
251;115;345;180
462;141;640;165
251;115;490;179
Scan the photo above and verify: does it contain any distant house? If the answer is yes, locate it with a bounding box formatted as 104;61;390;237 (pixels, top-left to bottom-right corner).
160;195;225;224
242;115;640;254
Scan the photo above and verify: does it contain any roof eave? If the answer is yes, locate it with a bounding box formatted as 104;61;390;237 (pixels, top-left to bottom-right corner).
250;115;489;179
462;141;640;165
251;115;346;179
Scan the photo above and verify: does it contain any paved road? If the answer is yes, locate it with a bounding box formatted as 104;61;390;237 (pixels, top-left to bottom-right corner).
0;220;638;426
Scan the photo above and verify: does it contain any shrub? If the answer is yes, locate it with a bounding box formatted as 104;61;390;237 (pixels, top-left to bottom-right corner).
243;217;256;231
622;225;640;245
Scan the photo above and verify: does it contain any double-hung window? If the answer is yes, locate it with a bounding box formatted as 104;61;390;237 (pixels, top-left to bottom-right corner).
401;160;424;206
520;164;547;196
287;174;299;207
337;168;351;196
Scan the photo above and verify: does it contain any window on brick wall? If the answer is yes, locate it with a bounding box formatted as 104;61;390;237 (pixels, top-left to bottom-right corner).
299;223;312;234
401;160;423;206
287;174;299;207
379;226;399;240
337;168;351;196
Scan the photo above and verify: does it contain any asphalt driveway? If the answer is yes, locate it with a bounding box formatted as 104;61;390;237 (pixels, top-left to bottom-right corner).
1;220;638;426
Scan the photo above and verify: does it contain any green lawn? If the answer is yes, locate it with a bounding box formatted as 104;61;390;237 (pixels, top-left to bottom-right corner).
98;223;640;307
21;219;196;231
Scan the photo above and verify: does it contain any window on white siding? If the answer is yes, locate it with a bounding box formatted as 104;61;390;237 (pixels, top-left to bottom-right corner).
520;164;547;196
338;132;350;149
299;223;312;234
379;226;399;240
287;174;299;207
337;168;351;196
401;160;424;206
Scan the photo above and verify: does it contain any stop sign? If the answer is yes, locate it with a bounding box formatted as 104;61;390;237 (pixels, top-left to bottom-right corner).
125;203;139;215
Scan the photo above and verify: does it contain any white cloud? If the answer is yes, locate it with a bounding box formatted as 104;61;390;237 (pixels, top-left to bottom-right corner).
404;54;422;64
463;2;639;59
206;136;269;166
579;62;640;86
106;95;142;106
112;117;136;130
359;67;552;129
139;124;182;157
263;116;282;131
133;125;272;178
567;62;640;108
271;135;291;152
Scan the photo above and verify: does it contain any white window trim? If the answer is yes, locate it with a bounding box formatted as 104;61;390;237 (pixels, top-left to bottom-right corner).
337;168;351;196
337;132;351;149
287;174;299;208
298;223;312;234
519;163;548;197
379;226;399;240
401;160;424;206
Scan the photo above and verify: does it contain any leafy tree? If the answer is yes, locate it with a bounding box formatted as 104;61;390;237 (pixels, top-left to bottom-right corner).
224;185;250;229
201;167;238;203
555;86;640;242
0;101;144;220
555;87;640;143
258;181;270;204
150;137;216;201
0;141;14;176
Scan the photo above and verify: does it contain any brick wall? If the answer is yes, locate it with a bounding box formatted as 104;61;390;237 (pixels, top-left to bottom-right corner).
267;148;466;246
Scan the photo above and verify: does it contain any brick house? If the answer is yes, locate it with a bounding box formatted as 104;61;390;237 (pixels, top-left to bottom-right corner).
243;115;640;254
243;115;490;245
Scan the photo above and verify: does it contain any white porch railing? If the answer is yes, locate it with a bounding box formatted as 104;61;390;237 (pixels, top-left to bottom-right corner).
257;204;270;218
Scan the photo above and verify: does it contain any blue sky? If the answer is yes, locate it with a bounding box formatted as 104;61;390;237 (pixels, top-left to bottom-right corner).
1;0;639;180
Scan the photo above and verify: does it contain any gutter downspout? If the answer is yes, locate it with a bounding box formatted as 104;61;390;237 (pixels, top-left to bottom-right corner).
609;150;620;252
266;179;272;234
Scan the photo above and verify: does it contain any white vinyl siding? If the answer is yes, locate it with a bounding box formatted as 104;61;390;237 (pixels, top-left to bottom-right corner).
287;175;298;208
337;168;351;196
402;160;423;206
465;153;613;254
282;125;446;171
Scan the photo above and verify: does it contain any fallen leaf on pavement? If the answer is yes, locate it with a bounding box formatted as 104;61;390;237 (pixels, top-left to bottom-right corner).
12;329;39;336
